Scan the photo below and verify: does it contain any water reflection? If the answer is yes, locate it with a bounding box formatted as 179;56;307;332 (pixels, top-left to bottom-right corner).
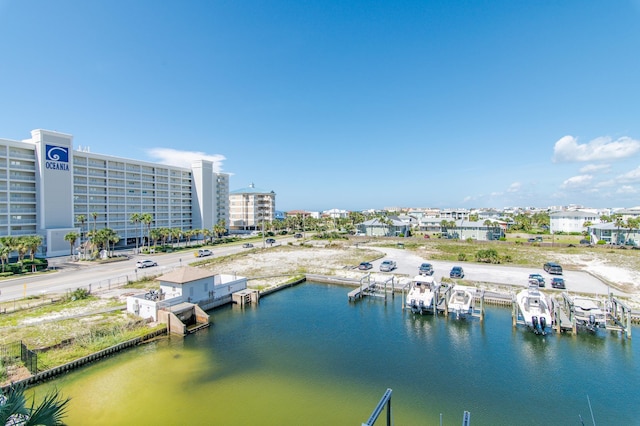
27;283;639;426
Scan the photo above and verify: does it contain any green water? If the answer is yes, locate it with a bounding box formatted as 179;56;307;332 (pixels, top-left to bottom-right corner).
30;283;638;425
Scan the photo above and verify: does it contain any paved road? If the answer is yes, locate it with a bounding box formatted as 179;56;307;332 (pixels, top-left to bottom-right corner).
365;246;618;297
0;238;288;302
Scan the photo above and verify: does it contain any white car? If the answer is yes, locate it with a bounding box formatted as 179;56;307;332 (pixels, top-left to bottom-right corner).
196;249;213;257
136;259;157;268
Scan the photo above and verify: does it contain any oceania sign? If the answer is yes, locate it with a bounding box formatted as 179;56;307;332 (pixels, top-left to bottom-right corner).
45;144;69;171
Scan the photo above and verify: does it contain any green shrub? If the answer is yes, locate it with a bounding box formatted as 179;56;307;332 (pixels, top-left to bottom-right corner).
0;272;14;277
457;253;467;261
597;240;606;245
66;288;90;301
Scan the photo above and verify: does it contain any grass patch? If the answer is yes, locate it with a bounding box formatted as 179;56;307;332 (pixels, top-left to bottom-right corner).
37;323;165;370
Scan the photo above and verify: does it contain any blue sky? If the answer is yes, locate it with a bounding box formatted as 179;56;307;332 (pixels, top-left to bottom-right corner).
1;1;639;212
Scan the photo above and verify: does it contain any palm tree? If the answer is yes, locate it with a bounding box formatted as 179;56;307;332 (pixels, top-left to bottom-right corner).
0;383;70;425
91;212;98;234
149;228;162;248
14;237;28;264
170;228;182;248
213;220;226;239
625;217;639;245
0;244;10;273
26;235;43;261
140;213;153;252
64;232;79;257
129;213;141;254
202;228;211;245
614;215;625;244
76;214;87;259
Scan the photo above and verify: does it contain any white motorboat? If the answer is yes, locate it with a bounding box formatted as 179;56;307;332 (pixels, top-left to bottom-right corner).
572;296;606;331
447;285;476;319
516;285;553;335
405;275;439;315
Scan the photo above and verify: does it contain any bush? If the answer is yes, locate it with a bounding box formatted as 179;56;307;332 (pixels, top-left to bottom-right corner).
475;249;499;263
0;271;14;277
597;240;607;245
66;288;90;301
457;253;467;261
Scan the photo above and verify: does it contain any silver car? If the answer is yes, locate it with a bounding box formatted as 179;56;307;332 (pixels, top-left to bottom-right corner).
379;260;396;272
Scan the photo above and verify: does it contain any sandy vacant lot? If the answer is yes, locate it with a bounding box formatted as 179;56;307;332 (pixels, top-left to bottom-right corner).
207;242;640;307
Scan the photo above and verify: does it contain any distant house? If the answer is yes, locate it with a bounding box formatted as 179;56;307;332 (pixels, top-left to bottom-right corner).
357;217;410;237
417;219;505;240
588;223;640;246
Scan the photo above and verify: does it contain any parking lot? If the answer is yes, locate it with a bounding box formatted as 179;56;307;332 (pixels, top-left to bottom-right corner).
366;247;617;296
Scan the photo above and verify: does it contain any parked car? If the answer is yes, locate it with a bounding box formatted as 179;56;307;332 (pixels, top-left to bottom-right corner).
136;259;157;268
195;249;213;257
242;243;254;248
358;262;373;271
294;233;303;238
423;234;430;239
379;260;397;272
450;266;464;279
418;262;434;276
543;262;563;275
551;277;566;289
528;273;545;287
266;238;276;244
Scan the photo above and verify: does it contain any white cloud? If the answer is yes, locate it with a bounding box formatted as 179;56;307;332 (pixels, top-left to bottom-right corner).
506;182;521;193
595;179;616;188
552;135;640;163
616;185;637;194
147;148;226;172
561;174;593;189
579;164;610;173
617;166;640;183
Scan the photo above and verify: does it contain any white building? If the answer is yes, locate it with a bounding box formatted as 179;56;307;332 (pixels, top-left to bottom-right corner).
126;266;247;321
0;129;229;257
549;211;599;234
228;183;276;232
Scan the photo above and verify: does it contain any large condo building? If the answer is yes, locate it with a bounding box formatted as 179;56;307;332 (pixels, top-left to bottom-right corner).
229;183;276;232
0;129;229;257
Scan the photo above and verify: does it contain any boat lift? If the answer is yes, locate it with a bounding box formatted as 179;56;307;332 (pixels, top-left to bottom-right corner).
348;274;396;303
607;296;632;339
440;286;485;322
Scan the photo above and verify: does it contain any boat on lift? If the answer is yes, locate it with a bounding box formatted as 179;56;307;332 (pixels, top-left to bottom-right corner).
447;285;476;319
516;285;553;335
572;296;606;331
405;275;439;315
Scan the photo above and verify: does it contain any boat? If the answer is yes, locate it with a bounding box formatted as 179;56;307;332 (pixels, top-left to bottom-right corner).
572;296;606;331
515;285;553;335
447;285;476;319
405;275;439;315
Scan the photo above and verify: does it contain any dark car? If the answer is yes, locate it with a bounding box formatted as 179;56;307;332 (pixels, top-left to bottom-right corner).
450;266;464;279
266;238;276;244
419;263;434;276
551;277;566;289
294;233;303;238
543;262;563;275
529;273;545;287
358;262;373;271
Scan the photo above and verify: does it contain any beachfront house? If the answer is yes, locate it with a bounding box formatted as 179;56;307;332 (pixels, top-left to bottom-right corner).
126;266;248;323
